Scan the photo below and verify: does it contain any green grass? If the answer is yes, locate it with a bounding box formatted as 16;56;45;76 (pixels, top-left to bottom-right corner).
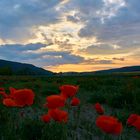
0;75;140;140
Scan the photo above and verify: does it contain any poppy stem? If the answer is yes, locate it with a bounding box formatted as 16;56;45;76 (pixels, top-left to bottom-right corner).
103;134;107;140
118;134;123;140
73;105;81;140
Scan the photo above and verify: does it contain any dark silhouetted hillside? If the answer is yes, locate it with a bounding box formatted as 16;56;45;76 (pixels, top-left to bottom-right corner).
0;59;53;75
94;66;140;74
60;66;140;76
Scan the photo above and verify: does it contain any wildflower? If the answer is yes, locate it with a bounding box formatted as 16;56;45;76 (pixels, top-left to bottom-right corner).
127;114;140;132
132;118;140;132
0;88;35;107
94;103;104;115
96;115;123;135
127;114;139;125
9;87;17;97
0;91;8;98
44;95;66;109
60;85;79;98
3;98;17;107
48;108;68;123
70;97;80;106
41;114;51;123
12;89;35;107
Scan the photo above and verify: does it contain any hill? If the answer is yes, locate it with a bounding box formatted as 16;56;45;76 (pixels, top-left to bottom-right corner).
0;59;53;75
94;66;140;74
60;66;140;76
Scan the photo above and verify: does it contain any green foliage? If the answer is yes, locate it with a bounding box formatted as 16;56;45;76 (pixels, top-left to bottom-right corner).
41;122;67;140
21;119;44;140
88;91;106;104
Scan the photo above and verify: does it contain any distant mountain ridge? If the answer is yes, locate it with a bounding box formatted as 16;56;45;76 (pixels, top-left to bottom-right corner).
94;66;140;74
0;59;53;75
60;66;140;76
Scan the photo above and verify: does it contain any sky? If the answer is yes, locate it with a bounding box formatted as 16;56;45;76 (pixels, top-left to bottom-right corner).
0;0;140;72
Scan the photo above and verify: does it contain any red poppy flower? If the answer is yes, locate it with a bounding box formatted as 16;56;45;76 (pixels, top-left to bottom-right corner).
44;95;66;109
12;89;35;107
48;108;68;123
41;114;51;123
127;114;139;125
70;97;80;106
132;118;140;132
3;98;17;107
0;87;35;107
96;115;123;135
9;87;17;97
127;114;140;132
94;103;104;115
0;91;8;98
60;85;79;98
0;87;8;98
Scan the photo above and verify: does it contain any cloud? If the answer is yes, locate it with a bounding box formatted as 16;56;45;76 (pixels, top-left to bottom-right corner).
31;52;84;66
0;0;62;40
0;43;46;61
67;15;80;23
82;43;137;55
0;43;46;51
112;57;125;61
82;58;114;65
129;49;140;59
65;0;126;25
77;0;140;52
0;43;84;67
97;0;126;22
81;56;125;65
70;0;103;15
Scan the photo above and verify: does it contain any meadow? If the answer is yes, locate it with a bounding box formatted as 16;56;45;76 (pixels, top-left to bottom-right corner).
0;74;140;140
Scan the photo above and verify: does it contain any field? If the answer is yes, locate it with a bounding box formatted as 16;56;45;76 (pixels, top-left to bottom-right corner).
0;74;140;140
